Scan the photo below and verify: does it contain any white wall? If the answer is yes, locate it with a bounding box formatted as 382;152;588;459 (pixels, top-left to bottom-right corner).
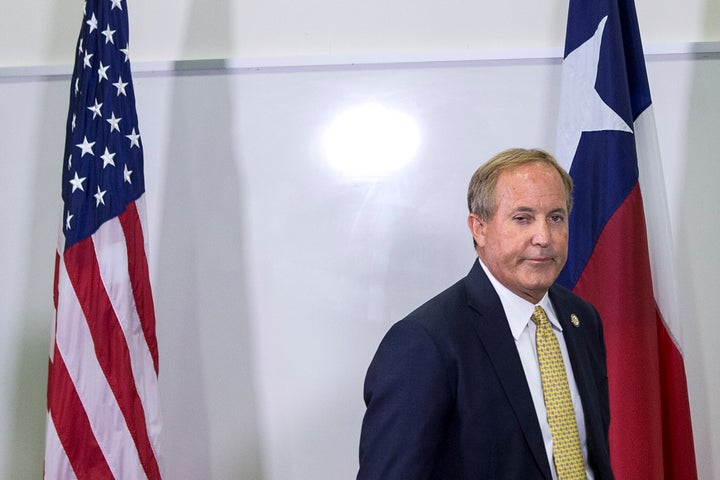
1;0;718;67
1;0;718;479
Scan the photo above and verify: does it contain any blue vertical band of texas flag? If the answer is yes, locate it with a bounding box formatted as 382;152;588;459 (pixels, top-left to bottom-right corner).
557;0;650;289
61;0;145;250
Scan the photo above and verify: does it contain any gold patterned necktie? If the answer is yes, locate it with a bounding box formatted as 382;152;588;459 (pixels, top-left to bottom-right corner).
532;305;587;480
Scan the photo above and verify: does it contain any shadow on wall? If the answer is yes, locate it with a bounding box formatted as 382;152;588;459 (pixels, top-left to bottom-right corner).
6;1;71;475
153;0;264;478
674;1;720;478
8;129;59;478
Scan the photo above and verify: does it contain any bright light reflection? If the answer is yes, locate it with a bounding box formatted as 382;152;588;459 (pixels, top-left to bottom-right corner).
323;103;420;177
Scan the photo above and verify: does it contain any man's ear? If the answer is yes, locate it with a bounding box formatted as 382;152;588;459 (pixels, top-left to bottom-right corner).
467;213;486;248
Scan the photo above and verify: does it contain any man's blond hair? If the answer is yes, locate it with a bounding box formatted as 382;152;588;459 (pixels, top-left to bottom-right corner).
467;148;573;221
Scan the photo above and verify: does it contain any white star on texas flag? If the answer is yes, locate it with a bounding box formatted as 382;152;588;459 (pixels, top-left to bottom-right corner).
555;15;633;171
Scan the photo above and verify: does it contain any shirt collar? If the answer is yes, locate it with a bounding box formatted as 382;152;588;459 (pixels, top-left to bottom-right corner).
477;258;562;340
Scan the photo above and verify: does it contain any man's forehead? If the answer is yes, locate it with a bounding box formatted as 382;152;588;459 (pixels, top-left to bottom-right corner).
494;179;569;213
510;204;567;213
498;161;560;180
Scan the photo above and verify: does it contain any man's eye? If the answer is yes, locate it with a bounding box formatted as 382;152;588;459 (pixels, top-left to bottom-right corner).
550;215;565;223
514;216;530;223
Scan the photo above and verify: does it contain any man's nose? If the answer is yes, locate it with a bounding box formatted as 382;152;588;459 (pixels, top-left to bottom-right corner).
531;221;551;247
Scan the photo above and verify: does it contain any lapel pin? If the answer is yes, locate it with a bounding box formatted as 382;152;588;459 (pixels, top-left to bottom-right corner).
570;314;580;327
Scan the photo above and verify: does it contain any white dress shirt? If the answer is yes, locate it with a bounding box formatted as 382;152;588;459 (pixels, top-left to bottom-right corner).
478;259;594;480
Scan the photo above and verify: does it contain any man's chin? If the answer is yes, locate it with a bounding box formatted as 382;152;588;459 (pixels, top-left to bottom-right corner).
520;276;556;296
520;263;560;280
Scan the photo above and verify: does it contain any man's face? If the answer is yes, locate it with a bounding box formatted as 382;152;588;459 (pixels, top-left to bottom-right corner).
468;162;569;304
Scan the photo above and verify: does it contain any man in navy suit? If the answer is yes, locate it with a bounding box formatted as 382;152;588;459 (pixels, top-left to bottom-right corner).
358;148;613;479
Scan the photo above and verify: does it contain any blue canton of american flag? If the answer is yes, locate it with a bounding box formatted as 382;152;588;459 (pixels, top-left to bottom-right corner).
62;0;145;248
45;1;162;479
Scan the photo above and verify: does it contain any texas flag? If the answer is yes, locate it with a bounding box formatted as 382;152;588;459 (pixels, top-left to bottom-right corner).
555;0;697;478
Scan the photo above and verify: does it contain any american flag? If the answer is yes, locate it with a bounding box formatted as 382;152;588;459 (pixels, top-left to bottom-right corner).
556;0;697;477
44;0;162;478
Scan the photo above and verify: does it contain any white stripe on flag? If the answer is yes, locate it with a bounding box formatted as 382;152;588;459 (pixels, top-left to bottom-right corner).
54;253;147;479
44;412;78;480
135;194;152;254
92;216;163;450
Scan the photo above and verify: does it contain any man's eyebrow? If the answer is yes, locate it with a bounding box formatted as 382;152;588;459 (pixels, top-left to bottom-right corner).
513;206;535;213
510;206;568;214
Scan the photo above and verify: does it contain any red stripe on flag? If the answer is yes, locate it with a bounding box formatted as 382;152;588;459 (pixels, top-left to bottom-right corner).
574;184;664;478
53;252;60;310
64;238;161;480
47;347;114;480
118;202;159;374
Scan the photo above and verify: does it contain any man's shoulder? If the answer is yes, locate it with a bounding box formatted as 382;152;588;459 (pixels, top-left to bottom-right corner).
395;273;481;338
549;282;596;310
548;282;603;330
414;271;473;309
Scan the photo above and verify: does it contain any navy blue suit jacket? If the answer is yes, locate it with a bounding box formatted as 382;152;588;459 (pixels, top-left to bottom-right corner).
358;260;613;479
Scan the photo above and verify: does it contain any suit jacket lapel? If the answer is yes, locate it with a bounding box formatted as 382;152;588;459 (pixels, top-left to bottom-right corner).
550;294;594;406
464;260;553;479
549;289;605;465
